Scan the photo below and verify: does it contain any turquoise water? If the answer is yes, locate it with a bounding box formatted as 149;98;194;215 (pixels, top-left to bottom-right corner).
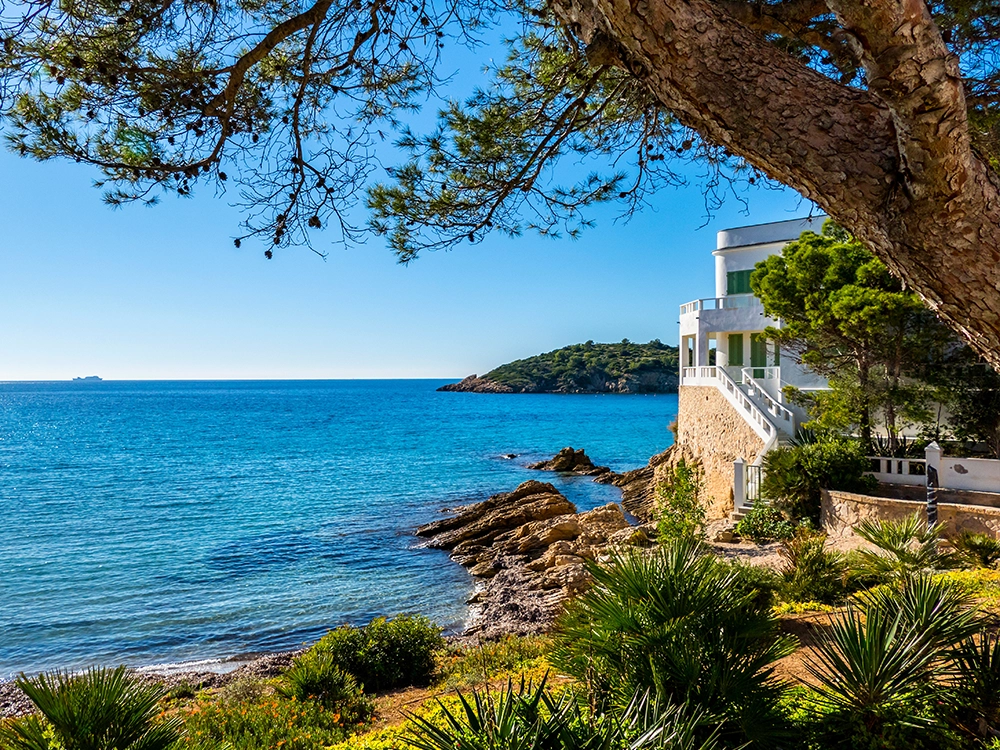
0;380;676;677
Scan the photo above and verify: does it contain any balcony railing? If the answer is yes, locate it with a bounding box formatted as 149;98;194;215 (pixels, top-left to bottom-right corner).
741;368;796;428
679;294;759;315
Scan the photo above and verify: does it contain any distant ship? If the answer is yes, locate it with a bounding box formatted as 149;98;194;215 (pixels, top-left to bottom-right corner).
72;376;103;381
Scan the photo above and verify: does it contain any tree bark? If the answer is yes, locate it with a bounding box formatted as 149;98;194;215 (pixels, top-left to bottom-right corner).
553;0;1000;368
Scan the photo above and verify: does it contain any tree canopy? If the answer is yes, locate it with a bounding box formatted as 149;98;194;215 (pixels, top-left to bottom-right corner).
752;222;953;448
4;0;1000;363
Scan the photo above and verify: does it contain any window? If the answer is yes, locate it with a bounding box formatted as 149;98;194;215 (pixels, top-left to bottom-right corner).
726;269;753;295
728;333;744;367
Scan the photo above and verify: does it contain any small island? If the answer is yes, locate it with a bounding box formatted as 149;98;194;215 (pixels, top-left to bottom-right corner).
72;376;103;381
439;340;678;394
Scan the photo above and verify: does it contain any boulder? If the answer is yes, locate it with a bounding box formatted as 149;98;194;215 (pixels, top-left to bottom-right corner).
528;447;611;476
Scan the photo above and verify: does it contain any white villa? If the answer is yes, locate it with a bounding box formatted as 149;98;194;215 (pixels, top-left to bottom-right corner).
674;217;829;517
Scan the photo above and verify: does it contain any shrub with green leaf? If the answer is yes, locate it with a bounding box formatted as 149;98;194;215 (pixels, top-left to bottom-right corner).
656;459;706;541
735;503;795;543
182;694;352;750
550;539;795;747
311;614;444;691
760;437;876;520
852;514;959;581
278;651;374;722
953;630;1000;738
0;666;182;750
778;531;846;605
949;531;1000;569
405;677;720;750
434;635;550;689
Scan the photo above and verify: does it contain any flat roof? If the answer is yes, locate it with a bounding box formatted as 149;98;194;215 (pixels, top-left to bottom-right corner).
717;216;826;250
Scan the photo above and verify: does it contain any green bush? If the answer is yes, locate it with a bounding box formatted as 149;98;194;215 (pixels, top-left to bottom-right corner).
761;437;875;520
950;531;1000;569
714;558;781;609
778;531;846;605
434;635;550;689
278;651;374;722
312;614;444;691
0;666;182;750
182;694;352;750
550;539;795;747
735;503;795;543
656;459;706;541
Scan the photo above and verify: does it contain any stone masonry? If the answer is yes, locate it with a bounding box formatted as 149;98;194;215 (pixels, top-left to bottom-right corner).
676;385;766;520
822;489;1000;538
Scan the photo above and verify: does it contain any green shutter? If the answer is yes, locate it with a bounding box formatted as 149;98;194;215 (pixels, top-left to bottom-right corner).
728;334;744;367
751;333;768;377
726;270;753;295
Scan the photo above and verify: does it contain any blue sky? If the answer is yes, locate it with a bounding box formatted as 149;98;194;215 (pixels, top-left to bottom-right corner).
0;49;817;380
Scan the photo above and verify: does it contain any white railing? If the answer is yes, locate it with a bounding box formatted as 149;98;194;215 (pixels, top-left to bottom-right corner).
741;368;796;430
709;366;778;444
868;456;927;485
866;442;1000;493
679;294;758;315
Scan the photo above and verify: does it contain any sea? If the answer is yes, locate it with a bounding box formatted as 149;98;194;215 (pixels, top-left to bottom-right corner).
0;380;677;678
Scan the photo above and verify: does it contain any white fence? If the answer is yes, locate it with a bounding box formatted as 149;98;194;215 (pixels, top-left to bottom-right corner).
868;442;1000;494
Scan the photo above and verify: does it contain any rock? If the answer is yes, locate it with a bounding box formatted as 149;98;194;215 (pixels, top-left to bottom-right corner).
715;529;736;543
438;375;515;393
419;484;634;638
528;447;611;477
416;481;574;546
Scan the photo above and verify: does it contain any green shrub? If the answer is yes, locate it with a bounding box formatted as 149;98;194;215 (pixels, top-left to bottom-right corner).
735;503;795;543
312;615;444;691
714;558;781;609
182;695;353;750
656;459;706;541
761;438;875;520
434;635;550;689
852;514;959;581
550;539;795;747
950;531;1000;569
405;677;721;750
953;630;1000;739
278;652;374;722
778;531;846;605
0;666;182;750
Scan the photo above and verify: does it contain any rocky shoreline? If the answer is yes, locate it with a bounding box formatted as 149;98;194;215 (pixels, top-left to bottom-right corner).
417;479;654;639
438;373;677;394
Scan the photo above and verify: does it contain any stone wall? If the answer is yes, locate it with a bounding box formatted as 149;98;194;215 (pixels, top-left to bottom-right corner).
822;489;1000;538
676;385;766;520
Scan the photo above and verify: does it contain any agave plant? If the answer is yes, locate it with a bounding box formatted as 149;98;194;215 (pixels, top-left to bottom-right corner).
804;576;976;744
949;531;1000;569
0;666;182;750
404;676;720;750
549;538;795;747
952;630;1000;737
852;514;959;581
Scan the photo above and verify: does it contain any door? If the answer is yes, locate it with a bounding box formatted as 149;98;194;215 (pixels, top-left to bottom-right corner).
727;333;744;368
750;333;768;378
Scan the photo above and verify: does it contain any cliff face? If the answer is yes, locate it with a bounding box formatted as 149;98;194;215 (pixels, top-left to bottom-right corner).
438;341;679;394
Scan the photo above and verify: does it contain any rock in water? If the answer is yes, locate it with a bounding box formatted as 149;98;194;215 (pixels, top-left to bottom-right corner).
417;481;632;639
528;446;611;477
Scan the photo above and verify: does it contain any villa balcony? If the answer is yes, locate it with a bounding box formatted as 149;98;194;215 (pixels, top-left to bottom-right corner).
678;294;772;337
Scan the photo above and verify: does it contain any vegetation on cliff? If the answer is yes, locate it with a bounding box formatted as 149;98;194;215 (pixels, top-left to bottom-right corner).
440;340;679;394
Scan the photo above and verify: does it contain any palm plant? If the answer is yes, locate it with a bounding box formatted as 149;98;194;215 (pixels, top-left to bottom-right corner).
0;666;182;750
404;677;720;750
778;530;847;604
549;538;795;747
949;531;1000;569
852;514;959;581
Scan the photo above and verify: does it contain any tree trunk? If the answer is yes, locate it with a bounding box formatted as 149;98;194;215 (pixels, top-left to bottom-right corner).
554;0;1000;368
